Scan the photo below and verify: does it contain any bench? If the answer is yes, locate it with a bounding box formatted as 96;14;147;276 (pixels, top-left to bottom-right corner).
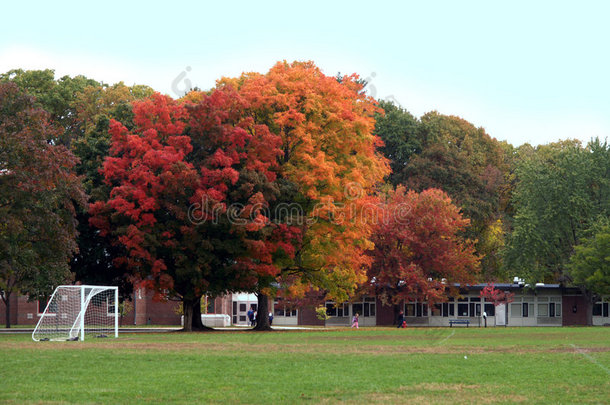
449;319;470;327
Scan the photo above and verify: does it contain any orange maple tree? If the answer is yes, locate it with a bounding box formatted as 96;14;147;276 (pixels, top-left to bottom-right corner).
221;61;390;322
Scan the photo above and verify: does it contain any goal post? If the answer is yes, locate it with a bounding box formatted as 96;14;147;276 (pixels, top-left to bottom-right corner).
32;285;119;341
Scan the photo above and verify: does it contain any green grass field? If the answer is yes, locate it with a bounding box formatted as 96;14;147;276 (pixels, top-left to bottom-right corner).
1;327;609;404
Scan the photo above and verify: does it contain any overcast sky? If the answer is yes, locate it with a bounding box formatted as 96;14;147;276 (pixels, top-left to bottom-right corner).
1;0;608;147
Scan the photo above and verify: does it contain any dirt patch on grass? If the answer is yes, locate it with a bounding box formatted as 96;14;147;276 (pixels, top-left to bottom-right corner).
356;386;528;405
4;340;609;356
356;384;528;405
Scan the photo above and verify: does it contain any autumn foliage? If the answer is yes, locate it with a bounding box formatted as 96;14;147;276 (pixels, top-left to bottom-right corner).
89;85;301;330
87;61;391;330
224;61;390;304
368;187;480;305
479;283;515;306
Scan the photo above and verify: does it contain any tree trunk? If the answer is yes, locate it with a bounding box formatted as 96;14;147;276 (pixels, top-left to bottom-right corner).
253;292;272;331
183;296;194;332
182;296;213;332
191;296;211;331
3;292;10;329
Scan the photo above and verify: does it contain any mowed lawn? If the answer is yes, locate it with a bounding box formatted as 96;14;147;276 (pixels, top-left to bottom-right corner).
1;327;609;404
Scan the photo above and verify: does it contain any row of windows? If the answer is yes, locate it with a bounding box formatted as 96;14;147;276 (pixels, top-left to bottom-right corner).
404;296;563;318
325;298;376;317
273;301;297;317
510;297;562;318
510;302;561;318
405;301;495;317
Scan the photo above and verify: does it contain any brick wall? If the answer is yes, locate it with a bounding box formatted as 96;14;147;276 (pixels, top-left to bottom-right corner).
121;289;181;326
1;295;39;326
298;306;324;326
0;294;19;325
16;296;38;325
562;295;588;326
376;298;397;326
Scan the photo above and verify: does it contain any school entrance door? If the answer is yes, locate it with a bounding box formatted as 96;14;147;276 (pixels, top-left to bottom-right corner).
232;293;258;326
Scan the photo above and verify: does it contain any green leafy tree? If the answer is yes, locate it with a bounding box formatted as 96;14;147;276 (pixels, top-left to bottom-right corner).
568;220;610;325
1;69;99;147
0;83;86;328
373;100;420;184
504;139;610;285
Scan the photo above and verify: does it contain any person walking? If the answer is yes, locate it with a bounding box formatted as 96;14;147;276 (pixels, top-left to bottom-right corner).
397;310;405;328
247;307;254;327
351;313;359;329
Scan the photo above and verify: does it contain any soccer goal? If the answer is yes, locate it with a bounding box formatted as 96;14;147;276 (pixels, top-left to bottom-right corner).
32;285;119;341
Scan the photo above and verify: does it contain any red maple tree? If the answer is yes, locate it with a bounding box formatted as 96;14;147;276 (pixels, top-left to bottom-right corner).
368;187;480;306
90;88;292;331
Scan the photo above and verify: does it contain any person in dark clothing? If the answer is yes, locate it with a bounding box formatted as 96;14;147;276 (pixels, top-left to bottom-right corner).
397;311;405;328
247;308;254;326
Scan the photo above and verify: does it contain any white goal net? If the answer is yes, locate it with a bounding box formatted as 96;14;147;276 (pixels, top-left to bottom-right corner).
32;285;119;341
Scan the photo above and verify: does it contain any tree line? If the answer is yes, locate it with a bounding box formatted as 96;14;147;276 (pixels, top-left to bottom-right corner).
1;62;608;328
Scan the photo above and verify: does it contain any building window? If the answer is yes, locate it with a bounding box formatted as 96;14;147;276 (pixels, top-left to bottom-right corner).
446;301;455;317
537;297;561;317
37;299;46;314
405;302;427;317
433;302;455;317
510;303;522;318
484;303;495;317
594;302;609;317
325;302;337;317
537;303;548;316
469;302;482;317
325;302;349;317
206;297;215;314
457;303;469;317
107;296;116;316
363;302;375;317
38;298;57;315
276;301;297;317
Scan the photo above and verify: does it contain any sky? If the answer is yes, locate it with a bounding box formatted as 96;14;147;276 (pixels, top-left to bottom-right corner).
1;0;609;147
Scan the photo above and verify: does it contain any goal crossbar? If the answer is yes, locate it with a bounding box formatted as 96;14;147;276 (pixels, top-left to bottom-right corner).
32;285;119;341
